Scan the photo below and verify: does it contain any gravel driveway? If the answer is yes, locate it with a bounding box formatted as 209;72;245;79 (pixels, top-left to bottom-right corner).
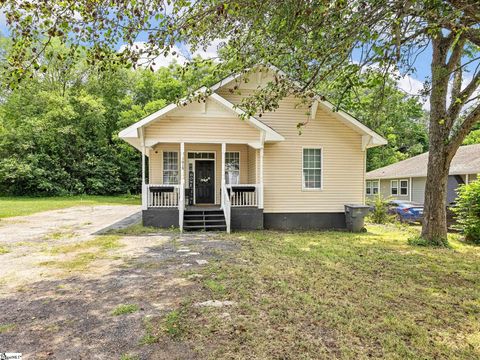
0;206;237;359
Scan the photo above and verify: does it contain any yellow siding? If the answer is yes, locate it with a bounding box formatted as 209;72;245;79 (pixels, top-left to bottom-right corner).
218;89;365;213
247;146;258;183
144;98;259;144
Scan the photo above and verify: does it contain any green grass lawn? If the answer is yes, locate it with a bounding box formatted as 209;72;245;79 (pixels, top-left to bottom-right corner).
0;195;140;218
173;224;480;359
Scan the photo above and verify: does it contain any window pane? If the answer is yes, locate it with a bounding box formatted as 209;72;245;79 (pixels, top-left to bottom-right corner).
225;152;240;185
303;149;321;188
163;151;179;185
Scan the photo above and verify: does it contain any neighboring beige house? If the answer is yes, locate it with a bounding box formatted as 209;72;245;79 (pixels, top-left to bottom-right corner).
119;65;386;232
366;144;480;204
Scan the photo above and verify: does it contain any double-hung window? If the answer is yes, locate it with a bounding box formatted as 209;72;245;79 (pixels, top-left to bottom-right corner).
225;152;240;185
163;151;179;184
366;180;379;195
400;179;409;195
391;179;409;196
302;148;322;189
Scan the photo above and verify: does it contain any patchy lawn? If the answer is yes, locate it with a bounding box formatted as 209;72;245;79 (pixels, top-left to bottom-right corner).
171;224;480;359
1;214;479;359
0;195;140;218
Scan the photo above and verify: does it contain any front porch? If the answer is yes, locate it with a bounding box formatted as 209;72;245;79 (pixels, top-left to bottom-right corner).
140;142;265;232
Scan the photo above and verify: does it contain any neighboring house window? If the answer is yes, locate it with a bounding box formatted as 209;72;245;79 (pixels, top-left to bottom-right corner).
225;152;240;184
163;151;179;184
302;148;322;189
366;180;379;195
391;179;409;196
400;179;409;195
391;180;399;195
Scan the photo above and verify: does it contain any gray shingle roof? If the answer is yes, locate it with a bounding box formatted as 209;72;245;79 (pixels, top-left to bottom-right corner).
366;144;480;179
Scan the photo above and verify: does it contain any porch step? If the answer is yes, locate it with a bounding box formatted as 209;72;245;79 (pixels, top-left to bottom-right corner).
183;209;226;232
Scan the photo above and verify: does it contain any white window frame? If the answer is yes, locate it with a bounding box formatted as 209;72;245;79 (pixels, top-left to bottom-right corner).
399;179;409;196
162;151;179;185
302;147;323;191
390;180;398;195
366;180;379;195
224;151;240;185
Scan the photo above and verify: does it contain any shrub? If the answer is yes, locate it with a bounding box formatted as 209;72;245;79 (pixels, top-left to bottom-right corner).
452;180;480;243
367;196;392;224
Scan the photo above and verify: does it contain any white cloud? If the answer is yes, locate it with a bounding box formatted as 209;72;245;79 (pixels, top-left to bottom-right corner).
118;42;190;70
119;39;224;71
397;74;430;110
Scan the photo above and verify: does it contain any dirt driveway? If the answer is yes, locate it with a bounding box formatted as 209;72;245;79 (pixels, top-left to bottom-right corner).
0;206;237;359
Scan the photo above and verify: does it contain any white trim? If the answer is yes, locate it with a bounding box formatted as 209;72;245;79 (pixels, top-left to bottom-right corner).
187;151;217;205
466;174;469;184
310;100;319;120
301;147;323;191
179;142;185;232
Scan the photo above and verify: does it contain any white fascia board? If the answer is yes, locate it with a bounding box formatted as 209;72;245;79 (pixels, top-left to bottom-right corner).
209;93;285;142
210;72;244;92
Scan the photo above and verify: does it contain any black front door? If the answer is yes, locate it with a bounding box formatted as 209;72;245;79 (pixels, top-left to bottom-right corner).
195;160;215;204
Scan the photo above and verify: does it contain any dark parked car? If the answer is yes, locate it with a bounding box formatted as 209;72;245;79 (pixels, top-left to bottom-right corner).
388;200;424;223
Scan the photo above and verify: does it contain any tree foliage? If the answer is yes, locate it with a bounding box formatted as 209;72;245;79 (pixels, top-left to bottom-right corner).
452;180;480;244
323;70;428;171
0;41;219;196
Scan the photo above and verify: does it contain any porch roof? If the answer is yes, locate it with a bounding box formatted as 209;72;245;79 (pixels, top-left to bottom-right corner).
118;90;285;151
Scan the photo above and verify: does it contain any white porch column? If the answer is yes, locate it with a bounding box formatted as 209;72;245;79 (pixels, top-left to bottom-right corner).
259;146;264;209
221;143;226;208
179;142;185;231
141;128;147;210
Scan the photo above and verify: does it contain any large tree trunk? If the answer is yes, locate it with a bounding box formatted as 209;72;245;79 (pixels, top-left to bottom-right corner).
421;141;450;245
420;35;452;245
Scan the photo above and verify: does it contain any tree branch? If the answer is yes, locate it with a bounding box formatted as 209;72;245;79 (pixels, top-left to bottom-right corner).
448;102;480;156
447;70;480;121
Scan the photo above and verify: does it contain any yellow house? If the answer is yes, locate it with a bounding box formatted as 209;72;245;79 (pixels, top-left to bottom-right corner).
119;66;386;232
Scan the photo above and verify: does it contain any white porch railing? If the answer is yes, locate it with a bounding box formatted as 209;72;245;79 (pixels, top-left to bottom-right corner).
227;184;259;207
221;182;231;233
147;184;179;207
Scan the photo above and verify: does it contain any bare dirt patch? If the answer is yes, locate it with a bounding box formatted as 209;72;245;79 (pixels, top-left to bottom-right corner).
0;207;239;359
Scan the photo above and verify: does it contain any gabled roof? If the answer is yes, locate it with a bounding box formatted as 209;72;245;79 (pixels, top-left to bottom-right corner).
119;64;387;149
366;144;480;179
207;64;387;148
118;86;284;146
